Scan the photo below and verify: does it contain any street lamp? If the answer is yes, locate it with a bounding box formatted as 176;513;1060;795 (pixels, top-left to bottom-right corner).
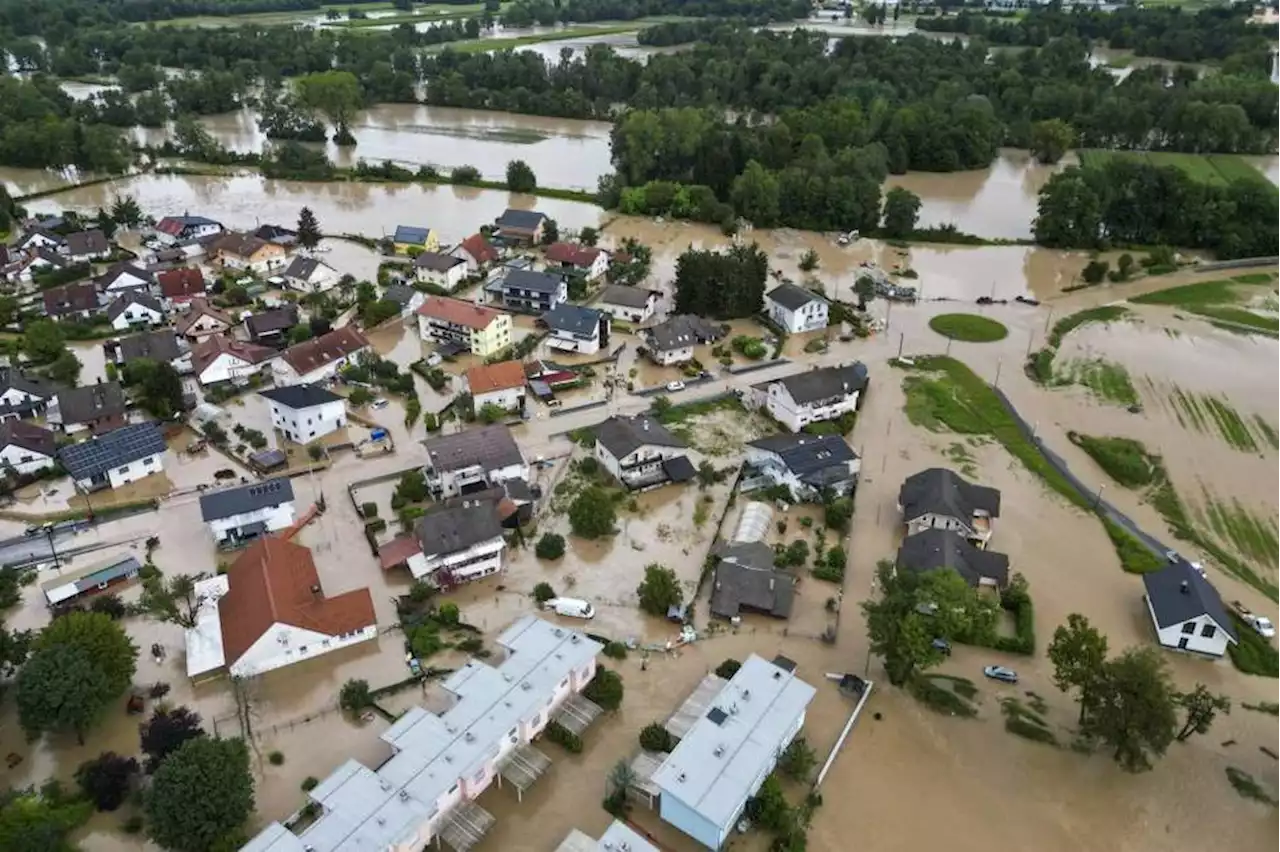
1093;482;1107;509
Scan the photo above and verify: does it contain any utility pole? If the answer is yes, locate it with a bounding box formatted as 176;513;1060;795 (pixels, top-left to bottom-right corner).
897;332;904;358
44;525;60;570
1093;483;1106;509
994;358;1003;389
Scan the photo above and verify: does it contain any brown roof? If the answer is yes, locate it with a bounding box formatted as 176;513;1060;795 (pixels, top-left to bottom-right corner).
157;267;206;299
175;298;234;335
43;281;99;316
545;242;603;268
0;420;56;457
377;535;423;571
191;334;275;377
280;326;369;376
466;360;526;395
218;537;376;666
212;232;275;260
458;234;499;265
416;295;505;330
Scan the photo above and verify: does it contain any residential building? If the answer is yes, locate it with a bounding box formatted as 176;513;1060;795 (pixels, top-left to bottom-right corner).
155;214;223;244
393;225;439;254
898;467;1001;548
598;284;660;324
192;335;276;386
652;654;816;849
545;242;609;280
0;245;33;284
413;252;467;290
212;233;288;273
640;315;726;366
176;298;235;342
382;284;425;318
451;233;499;272
58;421;166;490
240;616;603;852
47;382;128;435
744;433;860;501
0;420;57;475
422;424;528;498
112;329;191;374
765;283;829;334
15;227;64;254
485;267;567;314
542;304;609;356
465;360;527;417
416;296;513;358
397;499;507;585
199;478;297;547
244;306;301;348
747;362;869;432
709;541;795;621
554;823;661;852
895;528;1010;591
106;291;166;331
0;368;59;422
592;414;696;491
253;223;298;247
40;555;142;609
156;267;207;310
96;263;155;296
281;256;339;293
259;384;347;443
43;281;101;321
272;326;370;386
27;248;69;276
494;208;548;243
1143;561;1239;658
184;537;377;679
64;229;111;262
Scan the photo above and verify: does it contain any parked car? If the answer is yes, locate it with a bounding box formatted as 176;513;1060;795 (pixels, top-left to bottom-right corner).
931;638;951;655
666;380;685;392
1165;549;1180;563
983;665;1018;684
1233;601;1276;638
371;398;390;409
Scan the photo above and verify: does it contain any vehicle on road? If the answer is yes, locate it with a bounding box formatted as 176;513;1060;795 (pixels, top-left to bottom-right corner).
931;637;951;655
983;665;1018;684
1165;550;1180;563
1232;601;1276;638
544;597;595;619
666;381;685;392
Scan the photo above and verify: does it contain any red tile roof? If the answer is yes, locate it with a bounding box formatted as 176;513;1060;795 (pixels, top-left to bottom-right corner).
155;217;185;237
280;326;369;376
190;334;275;377
458;234;498;265
416;296;505;331
377;535;423;571
157;267;206;299
466;360;526;395
545;242;603;268
175;298;234;335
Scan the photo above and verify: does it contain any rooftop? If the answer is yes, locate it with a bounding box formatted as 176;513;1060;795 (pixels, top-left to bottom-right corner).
766;282;826;311
466;360;527;395
896;528;1010;589
1143;560;1239;643
0;420;55;458
545;242;604;268
423;423;524;474
599;284;659;310
592;414;685;460
542;303;604;338
191;335;275;377
175;298;234;335
259;384;344;410
710;542;794;619
752;362;868;405
213;232;272;258
457;234;499;264
106;291;164;321
393;225;433;245
244;305;300;338
416;295;506;331
413;251;465;272
502;268;564;295
899;467;1001;523
414;500;505;558
58;421;166;480
43;281;99;316
643;314;726;351
284;255;335;281
495;208;547;231
199;477;295;522
280;326;370;376
41;554;142;605
747;433;858;477
53;381;127;425
156;267;206;299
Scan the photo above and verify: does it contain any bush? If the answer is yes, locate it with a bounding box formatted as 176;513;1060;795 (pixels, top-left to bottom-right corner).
928;314;1009;343
456;636;483;654
1067;433;1158;489
436;602;460;627
268;751;284;765
1228;614;1279;677
533;582;557;604
361;502;379;518
824;497;853;531
812;547;846;583
544;720;583;753
602;641;628;660
89;593;127;620
583;667;624;711
714;658;742;679
639;722;676;753
777;736;817;781
535;533;566;560
569;486;617;539
408;579;434;604
302;776;319;791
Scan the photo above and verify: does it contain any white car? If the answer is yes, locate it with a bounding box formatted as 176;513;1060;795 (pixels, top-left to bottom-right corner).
371;398;390;410
1249;615;1276;639
666;381;685;392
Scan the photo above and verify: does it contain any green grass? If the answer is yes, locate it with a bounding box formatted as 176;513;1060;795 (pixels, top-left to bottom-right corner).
326;6;486;28
943;441;978;478
1203;495;1278;569
1000;698;1058;746
1026;305;1129;386
434;23;644;53
1078;150;1274;190
1067;433;1159;488
1055;358;1139;407
1167;388;1265;452
1227;614;1280;677
1225;767;1278;806
927;313;1009;343
1242;701;1280;716
1252;416;1279;450
1132;277;1279;336
909;674;979;718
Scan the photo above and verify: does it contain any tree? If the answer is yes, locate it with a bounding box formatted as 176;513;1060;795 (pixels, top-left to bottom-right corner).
714;658;741;679
15;644;114;743
146;736;254;852
533;582;557;603
582;667;624;711
22;319;67;366
777;736;817;781
568;486;616;539
1030;119;1076;165
673;242;768;319
881;187;921;238
1081;260;1109;284
46;350;81;386
506;159;537;193
854;275;876;309
295;70;363;144
93;207;117;239
535;533;565;560
110;194;144;228
477;402;507;424
824;496;853;531
578;226;599;246
729;160;780;226
0;789;92;852
339;679;371;713
76;752;139;811
139;572;208;629
636;563;683;617
89;593;127;620
296;206;322;250
140;705;206;773
123;359;184;418
1081;646;1177;773
1047;613;1109;724
540;218;560;245
639;722;676;752
1175;684;1230;742
799;248;819;272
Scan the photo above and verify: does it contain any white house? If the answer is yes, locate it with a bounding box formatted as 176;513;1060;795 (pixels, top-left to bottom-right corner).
543;303;609;356
640;314;725;366
155;214;224;245
592;414;696;491
413;252;467;290
184;537;377;679
96;263;155;297
107;292;166;331
898;467;1001;549
0;368;58;422
402;500;506;586
16;227;64;254
422;424;528;498
1142;561;1239;658
57;422;167;491
598;284;660;324
765;282;829;334
259;384;347;444
199;477;296;548
747;362;868;433
176;299;235;342
272;326;370;387
0;421;57;475
545;242;609;280
191;335;276;386
465;360;526;417
744;433;860;502
451;233;500;272
281;256;339;293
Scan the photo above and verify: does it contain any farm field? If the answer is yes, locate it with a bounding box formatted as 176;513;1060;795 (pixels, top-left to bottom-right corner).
1077;149;1275;188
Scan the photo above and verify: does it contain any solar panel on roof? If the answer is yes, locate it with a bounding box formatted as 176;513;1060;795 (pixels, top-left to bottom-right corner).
707;707;728;726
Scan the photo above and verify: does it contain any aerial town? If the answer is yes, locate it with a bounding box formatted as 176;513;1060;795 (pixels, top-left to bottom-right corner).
0;2;1276;852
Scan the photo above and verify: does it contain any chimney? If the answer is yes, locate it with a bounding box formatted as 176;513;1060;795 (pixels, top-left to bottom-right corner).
1180;581;1189;594
310;583;322;598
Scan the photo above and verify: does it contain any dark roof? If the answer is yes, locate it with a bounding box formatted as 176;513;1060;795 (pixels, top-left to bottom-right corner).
662;455;697;483
394;225;432;245
747;433;858;479
259;384;343;410
503;477;534;502
600;285;658;310
711;544;795;619
1143;561;1238;642
643;314;726;351
97;263;154;290
0;368;58;405
754;363;868;405
58;421;166;479
118;329;183;364
157;215;221;236
43;282;100;316
106;291;165;321
592;415;685;459
156;267;206;298
0;420;56;457
244;306;300;338
542;304;603;337
767;282;825;311
280;326;369;376
896;529;1010;589
423;424;524;474
503;268;563;294
382;284;417;306
199;477;295;522
494;209;547;231
413;252;464;272
284;256;334;281
213;232;272;258
65;229;110;256
414;500;504;556
54;382;127;425
34;247;68;267
254;224;297;243
899;468;1001;523
19;227;64;248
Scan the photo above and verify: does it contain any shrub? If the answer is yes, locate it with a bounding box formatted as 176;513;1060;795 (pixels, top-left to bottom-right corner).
777;736;817;781
533;582;557;604
364;518;387;534
361;502;379;518
544;720;583;753
535;533;566;560
639;722;676;753
268;751;284;765
1066;433;1158;489
715;658;742;679
301;776;319;791
824;497;853;531
603;641;628;660
1228;614;1279;677
436;602;460;627
408;579;434;604
583;667;624;711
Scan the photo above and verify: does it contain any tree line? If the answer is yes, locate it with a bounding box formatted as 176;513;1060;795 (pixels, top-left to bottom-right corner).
0;0;396;32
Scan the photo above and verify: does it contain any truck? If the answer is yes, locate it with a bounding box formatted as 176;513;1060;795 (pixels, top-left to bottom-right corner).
544;598;594;619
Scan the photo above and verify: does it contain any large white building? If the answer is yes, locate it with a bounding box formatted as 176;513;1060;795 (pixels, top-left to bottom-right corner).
259;385;348;444
592;414;695;491
543;303;609;356
1142;560;1239;659
241;616;603;852
191;335;276;387
422;424;529;498
764;283;829;334
597;284;660;325
464;360;526;418
747;362;868;433
199;478;297;548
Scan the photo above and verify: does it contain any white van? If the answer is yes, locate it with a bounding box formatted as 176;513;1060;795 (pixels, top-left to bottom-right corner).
545;598;594;619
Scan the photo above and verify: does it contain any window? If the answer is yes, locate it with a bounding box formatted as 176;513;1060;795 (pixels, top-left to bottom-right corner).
144;456;155;466
1201;624;1217;639
1181;622;1196;635
447;783;458;796
117;466;129;474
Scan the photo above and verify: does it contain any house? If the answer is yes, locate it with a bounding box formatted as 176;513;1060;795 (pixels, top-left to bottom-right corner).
212;232;287;274
451;233;500;272
542;304;609;355
747;362;869;432
397;499;506;586
416;296;513;358
96;263;155;296
106;291;166;331
765;283;829;334
465;360;527;417
598;284;660;324
413;252;467;290
1143;560;1239;658
0;246;33;284
591;414;696;491
393;225;439;254
155;214;223;244
744;433;860;501
896;528;1011;591
422;424;528;498
253;223;298;247
191;335;276;386
47;382;128;435
199;478;297;548
113;329;191;374
156;267;206;310
272;326;370;386
64;229;111;262
555;823;661;852
0;420;58;475
40;555;143;609
898;467;1001;548
545;242;609;280
382;284;425;318
27;248;70;276
184;537;377;679
240;616;602;852
58;421;166;490
43;281;101;321
281;256;339;293
259;384;347;444
244;306;301;348
710;541;795;621
640;315;726;366
176;299;235;342
494;208;548;243
484;268;567;313
15;227;64;254
0;368;59;422
652;654;816;849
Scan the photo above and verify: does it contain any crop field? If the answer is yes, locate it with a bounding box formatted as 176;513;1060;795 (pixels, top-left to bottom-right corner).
1077;150;1275;189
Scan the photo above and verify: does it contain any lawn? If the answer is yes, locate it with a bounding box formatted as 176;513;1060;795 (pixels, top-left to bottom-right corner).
1055;358;1139;407
1066;433;1158;488
431;22;645;53
325;5;488;28
1077;150;1274;189
927;313;1009;343
1132;276;1279;337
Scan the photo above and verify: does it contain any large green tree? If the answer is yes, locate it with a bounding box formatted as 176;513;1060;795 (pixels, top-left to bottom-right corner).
146;737;254;852
22;319;67;366
1175;684;1230;742
880;187;921;238
122;359;184;418
1081;646;1178;773
0;789;92;852
139;572;208;630
636;563;684;617
673;242;768;319
1047;613;1109;724
506;159;537;193
1030;119;1076;165
568;486;617;539
295;70;363;144
296;206;322;250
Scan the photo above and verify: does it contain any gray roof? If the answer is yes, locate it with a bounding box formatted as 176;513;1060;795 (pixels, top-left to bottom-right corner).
97;263;154;289
542;304;603;337
495;209;547;231
54;382;127;425
106;291;165;321
41;554;142;601
1143;561;1238;642
663;454;697;483
896;528;1010;589
747;433;857;477
599;284;659;310
710;549;795;620
382;284;417;306
199;477;295;522
899;467;1001;523
65;229;109;256
766;282;825;311
284;256;331;281
245;306;299;338
643;314;726;352
414;500;504;557
754;363;868;405
117;329;183;364
58;422;166;480
423;424;524;474
592;415;685;460
503;268;563;294
0;368;58;413
259;384;343;410
413;252;464;272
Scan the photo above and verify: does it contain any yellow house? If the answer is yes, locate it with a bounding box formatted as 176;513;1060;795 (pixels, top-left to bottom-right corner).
211;233;287;274
415;296;513;358
392;225;438;255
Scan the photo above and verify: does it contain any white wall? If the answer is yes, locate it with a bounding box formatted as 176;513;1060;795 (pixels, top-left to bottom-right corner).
648;344;693;366
767;299;828;334
431;461;529;498
208;503;296;543
272;349;365;387
599;298;655;324
760;383;858;432
111;304;164;331
199;353;266;386
269;398;347;443
184;314;230;339
100;452;165;489
0;387;47;413
407;536;505;584
417;263;467;291
1148;604;1232;657
471;385;525;415
547;327;601;355
230;621;378;677
594;441;677;486
0;444;55;475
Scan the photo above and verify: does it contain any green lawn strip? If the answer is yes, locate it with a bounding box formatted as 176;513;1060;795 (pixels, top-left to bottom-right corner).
1132;277;1275;310
1186;305;1280;335
1208;155;1277;189
1077;150;1271;189
909;674;979;717
927;313;1009;343
1227;614;1280;678
1225;767;1279;806
433;23;644;52
1200;394;1259;452
326;7;485;28
1000;697;1058;746
1026;305;1129;385
1066;433;1158;487
1241;701;1280;716
1170;387;1207;432
1233;273;1277;285
1057;358;1139;407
